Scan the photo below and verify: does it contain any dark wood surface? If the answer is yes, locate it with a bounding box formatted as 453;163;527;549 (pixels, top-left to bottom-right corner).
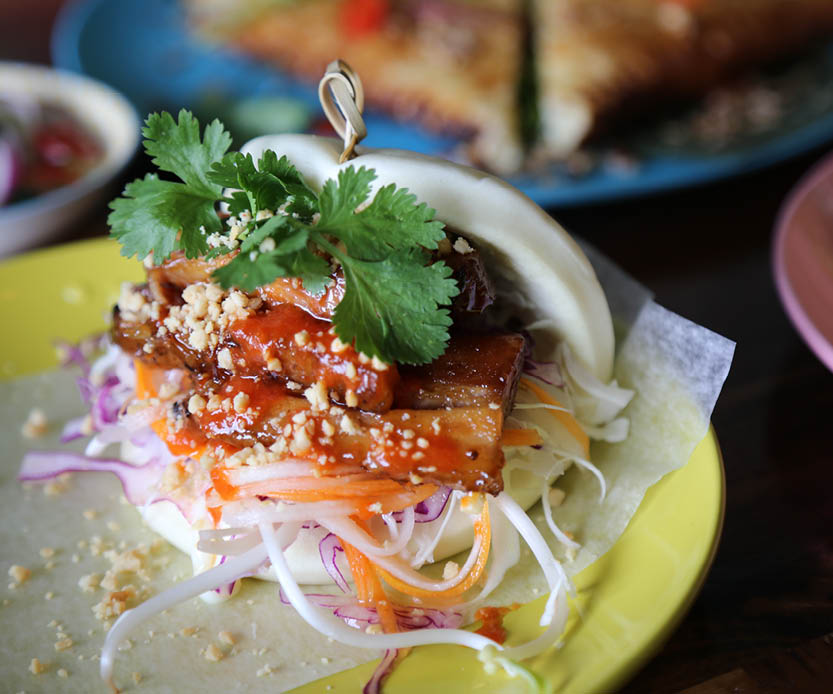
3;3;833;692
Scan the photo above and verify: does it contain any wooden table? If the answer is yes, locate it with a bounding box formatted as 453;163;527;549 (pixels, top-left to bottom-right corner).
4;4;833;692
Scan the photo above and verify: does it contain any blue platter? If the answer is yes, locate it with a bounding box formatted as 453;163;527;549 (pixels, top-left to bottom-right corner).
52;0;833;208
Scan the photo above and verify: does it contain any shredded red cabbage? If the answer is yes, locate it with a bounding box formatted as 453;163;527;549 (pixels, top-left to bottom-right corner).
213;555;236;597
523;359;565;387
393;486;451;523
318;533;349;593
278;590;463;631
364;649;398;694
55;339;94;376
60;415;87;443
19;450;163;506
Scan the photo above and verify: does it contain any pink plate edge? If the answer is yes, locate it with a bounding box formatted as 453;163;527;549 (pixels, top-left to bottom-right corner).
772;150;833;372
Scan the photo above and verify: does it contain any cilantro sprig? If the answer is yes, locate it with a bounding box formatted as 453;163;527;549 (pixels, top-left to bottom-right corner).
108;110;459;364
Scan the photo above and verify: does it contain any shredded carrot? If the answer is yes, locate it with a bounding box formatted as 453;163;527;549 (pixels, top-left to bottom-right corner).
341;533;399;634
133;360;208;458
237;476;438;510
133;359;154;400
211;467;438;517
210;465;239;501
240;476;408;498
376;496;491;600
500;427;544;447
520;377;590;457
149;419;207;458
205;488;222;526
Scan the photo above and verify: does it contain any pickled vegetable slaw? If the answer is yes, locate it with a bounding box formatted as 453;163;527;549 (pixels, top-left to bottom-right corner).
19;337;633;692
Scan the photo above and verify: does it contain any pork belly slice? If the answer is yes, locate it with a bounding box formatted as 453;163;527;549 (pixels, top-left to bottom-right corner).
181;376;505;494
224;304;398;411
148;252;344;320
395;332;525;416
111;301;399;412
441;240;495;314
147;239;493;320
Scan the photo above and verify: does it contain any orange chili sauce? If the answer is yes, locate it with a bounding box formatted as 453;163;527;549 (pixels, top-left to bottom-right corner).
474;603;522;645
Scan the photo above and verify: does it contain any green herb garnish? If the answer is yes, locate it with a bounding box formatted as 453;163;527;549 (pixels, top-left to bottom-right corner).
109;110;459;364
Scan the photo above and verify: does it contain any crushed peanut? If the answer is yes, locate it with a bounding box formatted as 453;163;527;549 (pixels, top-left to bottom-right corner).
29;657;47;675
442;561;460;580
21;408;48;438
8;565;31;585
204;643;224;662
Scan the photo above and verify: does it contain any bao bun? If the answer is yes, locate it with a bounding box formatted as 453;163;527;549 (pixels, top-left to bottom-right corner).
138;136;614;587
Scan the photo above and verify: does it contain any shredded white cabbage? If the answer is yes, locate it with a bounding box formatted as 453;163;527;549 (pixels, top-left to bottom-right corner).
65;329;636;689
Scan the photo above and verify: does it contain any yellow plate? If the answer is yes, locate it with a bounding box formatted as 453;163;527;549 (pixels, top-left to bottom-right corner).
0;238;725;693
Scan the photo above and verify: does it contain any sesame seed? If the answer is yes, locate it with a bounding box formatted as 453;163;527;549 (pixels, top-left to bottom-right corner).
345;390;358;408
294;330;310;346
345;362;357;380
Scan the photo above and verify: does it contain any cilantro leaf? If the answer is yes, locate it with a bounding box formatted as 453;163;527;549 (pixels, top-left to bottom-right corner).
142;110;230;197
109;111;460;364
318;174;445;260
358;183;445;251
211;252;288;292
318;167;375;225
332;248;459;364
224;190;252;219
239;215;307;254
281;249;332;295
108;174;215;262
210;151;319;219
257;151;318;216
212;229;329;293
